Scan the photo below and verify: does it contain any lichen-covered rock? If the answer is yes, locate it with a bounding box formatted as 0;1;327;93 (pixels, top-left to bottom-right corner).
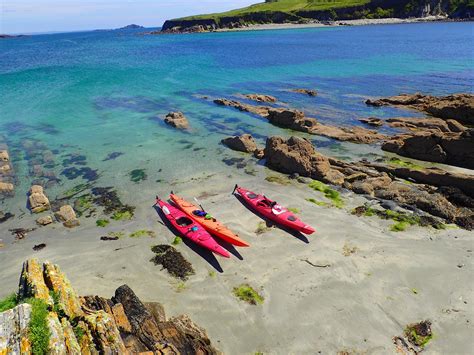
84;310;126;353
18;259;53;306
0;303;32;354
61;318;82;354
47;312;67;354
54;205;79;228
36;215;53;226
221;134;258;153
164;111;189;129
43;261;84;320
28;185;50;213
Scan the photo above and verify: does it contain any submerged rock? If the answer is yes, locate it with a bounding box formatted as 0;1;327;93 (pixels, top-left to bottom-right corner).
386;117;466;133
164;111;189;129
36;215;53;226
366;93;474;125
244;93;277;103
291;88;317;96
54;205;80;228
222;134;259;153
0;181;14;194
359;117;384;127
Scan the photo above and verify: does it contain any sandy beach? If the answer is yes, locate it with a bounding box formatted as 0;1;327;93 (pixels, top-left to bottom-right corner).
1;169;473;354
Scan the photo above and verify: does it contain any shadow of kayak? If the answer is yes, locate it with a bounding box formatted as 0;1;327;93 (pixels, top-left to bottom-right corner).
153;205;224;273
233;193;310;244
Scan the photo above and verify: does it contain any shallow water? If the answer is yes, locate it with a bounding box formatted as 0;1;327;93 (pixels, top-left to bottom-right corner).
0;22;472;219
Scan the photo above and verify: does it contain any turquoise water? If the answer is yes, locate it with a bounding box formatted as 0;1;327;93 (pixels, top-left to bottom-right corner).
0;22;473;216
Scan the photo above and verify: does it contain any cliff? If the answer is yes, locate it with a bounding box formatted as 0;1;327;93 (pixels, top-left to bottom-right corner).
0;259;220;354
161;0;473;33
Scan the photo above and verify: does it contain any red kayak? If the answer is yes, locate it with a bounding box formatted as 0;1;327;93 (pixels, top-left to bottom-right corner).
156;197;230;258
233;185;315;235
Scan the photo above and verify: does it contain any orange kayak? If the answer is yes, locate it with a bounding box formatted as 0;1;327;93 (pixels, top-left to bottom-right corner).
170;193;250;247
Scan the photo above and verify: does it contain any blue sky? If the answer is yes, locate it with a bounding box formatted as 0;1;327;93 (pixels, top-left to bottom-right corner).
1;0;257;34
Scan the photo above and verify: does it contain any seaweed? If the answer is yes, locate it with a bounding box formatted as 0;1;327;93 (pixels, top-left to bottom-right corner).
308;180;343;208
404;321;433;348
91;187;135;219
265;175;290;185
255;221;272;235
287;207;300;214
388;157;423;170
172;236;182;245
96;219;110;227
306;198;328;207
0;211;14;223
103;152;124;161
33;244;46;251
130;169;147;183
129;230;156;238
232;284;264;305
150;245;195;280
61;167;98;182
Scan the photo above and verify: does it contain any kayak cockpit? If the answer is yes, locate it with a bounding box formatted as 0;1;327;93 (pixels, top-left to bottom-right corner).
176;216;193;227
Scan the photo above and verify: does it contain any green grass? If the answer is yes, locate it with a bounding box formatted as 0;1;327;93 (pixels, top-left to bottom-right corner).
172;236;182;245
308;180;343;208
27;298;51;355
0;293;18;312
96;219;110;227
129;230;156;238
180;0;370;20
233;284;264;305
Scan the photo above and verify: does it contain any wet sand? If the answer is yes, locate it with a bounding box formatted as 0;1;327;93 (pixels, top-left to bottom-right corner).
0;169;472;354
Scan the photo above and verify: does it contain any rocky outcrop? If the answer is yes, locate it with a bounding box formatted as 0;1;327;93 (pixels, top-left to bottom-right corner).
28;185;50;213
222;134;259;153
54;205;80;228
213;98;272;116
382;129;474;170
0;143;14;196
1;259;220;354
291;88;317;96
366;93;474;125
386;117;466;133
264;136;473;229
164;111;190;129
359;117;384;127
244;94;277;103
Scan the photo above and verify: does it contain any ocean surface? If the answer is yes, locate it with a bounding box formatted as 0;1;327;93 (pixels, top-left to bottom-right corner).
0;22;473;218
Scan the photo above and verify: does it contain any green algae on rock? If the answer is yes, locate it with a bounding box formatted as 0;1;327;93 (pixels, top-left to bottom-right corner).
308;180;344;208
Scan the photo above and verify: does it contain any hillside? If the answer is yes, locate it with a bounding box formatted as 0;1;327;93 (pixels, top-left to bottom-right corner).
161;0;473;32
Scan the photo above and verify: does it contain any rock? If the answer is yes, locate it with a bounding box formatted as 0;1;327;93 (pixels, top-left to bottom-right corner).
18;259;53;306
28;185;50;213
0;304;32;354
61;318;82;354
36;215;53;226
244;94;277;103
359;117;384;127
366;93;474;125
0;150;9;161
292;88;317;96
164;111;189;129
43;261;84;320
221;134;258;153
386;117;466;133
213;98;272;116
254;148;265;159
54;205;80;228
111;303;132;333
47;312;67;354
143;302;166;323
84;310;126;353
382;129;474;169
33;243;46;251
0;182;14;194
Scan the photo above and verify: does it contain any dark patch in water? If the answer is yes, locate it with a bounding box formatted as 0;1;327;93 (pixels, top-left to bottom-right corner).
130;169;147;183
0;212;15;223
62;154;87;167
61;167;99;182
103;152;124;161
91;187;136;217
36;123;60;135
222;157;246;168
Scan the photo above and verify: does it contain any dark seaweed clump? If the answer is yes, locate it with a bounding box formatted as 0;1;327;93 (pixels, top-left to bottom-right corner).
103;152;124;161
0;212;14;224
150;245;195;280
130;169;147;183
61;167;99;182
91;187;135;218
62;154;87;167
222;157;247;169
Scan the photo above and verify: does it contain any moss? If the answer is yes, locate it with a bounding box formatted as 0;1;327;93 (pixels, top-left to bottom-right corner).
111;210;133;221
390;221;410;232
172;236;182;245
287;207;300;214
0;293;18;312
129;230;156;238
49;290;61;315
27;298;51;355
130;169;147;183
255;221;271;235
404;321;433;348
96;219;110;227
73;325;85;342
388;157;423;170
265;175;290;185
306;198;328;207
233;284;264;305
308;180;343;208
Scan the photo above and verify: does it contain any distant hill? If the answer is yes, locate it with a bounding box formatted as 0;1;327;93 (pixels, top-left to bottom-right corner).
162;0;473;32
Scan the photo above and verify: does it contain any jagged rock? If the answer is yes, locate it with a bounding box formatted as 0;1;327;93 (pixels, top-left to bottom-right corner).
213;98;271;116
43;261;84;320
386;117;466;133
84;310;126;353
54;205;80;228
28;185;50;213
36;215;53;226
0;304;32;354
111;303;132;333
48;312;68;353
292;88;317;96
221;134;258;153
244;94;277;103
18;259;53;306
143;302;166;323
164;111;189;129
366;93;474;125
382;129;474;169
61;318;82;354
359;117;384;127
